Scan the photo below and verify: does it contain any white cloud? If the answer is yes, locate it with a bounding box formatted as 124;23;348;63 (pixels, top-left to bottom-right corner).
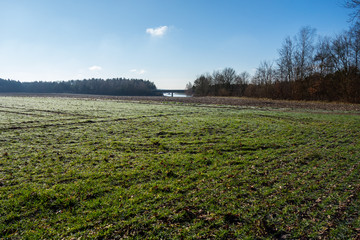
89;65;102;71
129;69;146;75
146;26;168;37
138;69;146;75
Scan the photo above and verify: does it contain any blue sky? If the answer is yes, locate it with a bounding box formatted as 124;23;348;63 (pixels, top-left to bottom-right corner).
0;0;352;89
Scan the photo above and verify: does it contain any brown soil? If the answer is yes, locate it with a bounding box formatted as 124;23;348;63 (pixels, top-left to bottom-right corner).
1;93;360;113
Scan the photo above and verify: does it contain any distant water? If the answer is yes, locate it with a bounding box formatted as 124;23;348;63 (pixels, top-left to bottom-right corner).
163;93;190;97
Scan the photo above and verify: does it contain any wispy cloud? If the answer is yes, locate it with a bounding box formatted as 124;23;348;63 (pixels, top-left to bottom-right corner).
89;65;102;71
138;69;146;74
146;26;168;37
130;69;146;75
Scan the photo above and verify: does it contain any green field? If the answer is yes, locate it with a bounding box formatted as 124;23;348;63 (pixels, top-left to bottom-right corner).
0;96;359;239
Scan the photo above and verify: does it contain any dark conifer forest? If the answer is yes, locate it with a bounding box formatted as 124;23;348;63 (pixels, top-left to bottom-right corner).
0;78;159;96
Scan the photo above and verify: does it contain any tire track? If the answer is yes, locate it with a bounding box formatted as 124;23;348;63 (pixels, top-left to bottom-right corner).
0;112;195;131
0;106;92;118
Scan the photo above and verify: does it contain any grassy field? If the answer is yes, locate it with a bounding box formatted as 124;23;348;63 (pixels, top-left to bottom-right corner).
0;96;359;239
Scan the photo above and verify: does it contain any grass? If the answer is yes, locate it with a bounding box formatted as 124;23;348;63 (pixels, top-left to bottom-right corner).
0;96;359;239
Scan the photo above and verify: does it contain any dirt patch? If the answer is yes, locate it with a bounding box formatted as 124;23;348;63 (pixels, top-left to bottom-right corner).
1;93;360;112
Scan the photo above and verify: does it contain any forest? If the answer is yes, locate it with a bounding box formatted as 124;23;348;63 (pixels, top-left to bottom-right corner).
0;78;159;96
190;21;360;103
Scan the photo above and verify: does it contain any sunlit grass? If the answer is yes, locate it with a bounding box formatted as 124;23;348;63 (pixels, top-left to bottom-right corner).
0;96;359;239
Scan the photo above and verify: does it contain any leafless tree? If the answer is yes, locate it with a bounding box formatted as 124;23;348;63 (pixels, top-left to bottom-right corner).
277;36;295;81
331;32;353;72
252;61;275;85
349;22;360;67
185;81;193;95
212;70;225;85
345;0;360;21
314;36;335;75
294;26;317;80
222;67;237;85
236;71;251;84
193;74;211;95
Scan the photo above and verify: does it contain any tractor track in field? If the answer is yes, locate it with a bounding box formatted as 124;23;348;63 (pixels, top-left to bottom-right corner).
0;112;194;131
0;105;92;118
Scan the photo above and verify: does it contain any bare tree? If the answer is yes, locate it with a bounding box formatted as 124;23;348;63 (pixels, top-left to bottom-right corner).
185;81;193;95
294;26;317;80
277;36;295;81
331;32;353;72
346;0;360;8
345;0;360;21
222;67;237;85
252;61;275;85
193;74;211;96
212;70;225;85
233;71;250;96
349;22;360;68
314;36;335;75
236;71;251;84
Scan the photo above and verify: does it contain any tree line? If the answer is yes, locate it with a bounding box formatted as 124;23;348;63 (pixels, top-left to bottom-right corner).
190;5;360;103
0;78;159;96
